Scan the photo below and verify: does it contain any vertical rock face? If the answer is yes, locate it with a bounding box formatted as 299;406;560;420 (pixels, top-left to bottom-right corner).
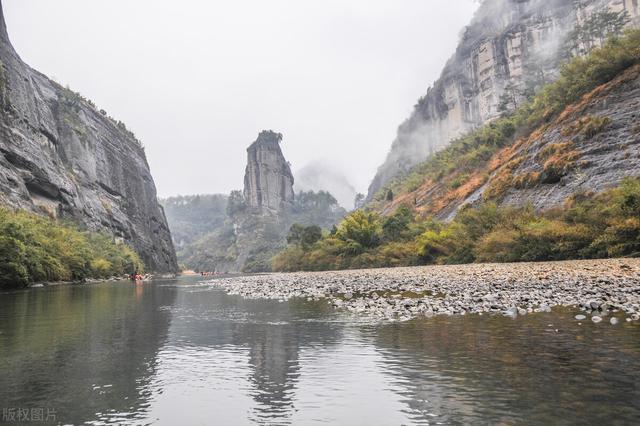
367;0;640;200
0;1;177;272
243;130;295;213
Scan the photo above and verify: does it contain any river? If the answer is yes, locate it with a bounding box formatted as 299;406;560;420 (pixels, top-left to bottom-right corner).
1;275;639;425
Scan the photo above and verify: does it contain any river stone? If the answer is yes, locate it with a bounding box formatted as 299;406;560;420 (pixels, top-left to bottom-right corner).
213;259;640;322
575;314;587;320
591;316;603;323
504;307;518;317
610;317;619;325
484;294;497;302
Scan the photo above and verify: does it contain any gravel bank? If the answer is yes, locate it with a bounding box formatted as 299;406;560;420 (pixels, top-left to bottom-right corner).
211;259;640;321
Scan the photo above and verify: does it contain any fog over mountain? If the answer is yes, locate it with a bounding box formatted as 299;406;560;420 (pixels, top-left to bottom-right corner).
294;160;358;210
3;0;478;197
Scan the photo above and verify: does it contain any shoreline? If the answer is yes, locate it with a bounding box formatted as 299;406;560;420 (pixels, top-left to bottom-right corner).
212;258;640;322
20;273;178;290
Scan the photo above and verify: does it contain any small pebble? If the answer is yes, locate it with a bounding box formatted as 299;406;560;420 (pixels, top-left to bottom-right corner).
209;259;640;321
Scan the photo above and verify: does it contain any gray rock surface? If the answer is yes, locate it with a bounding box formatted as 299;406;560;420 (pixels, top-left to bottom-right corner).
0;2;177;272
367;0;640;200
244;130;294;213
495;64;640;212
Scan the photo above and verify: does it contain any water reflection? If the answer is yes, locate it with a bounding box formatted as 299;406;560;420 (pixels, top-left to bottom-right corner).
372;311;640;424
150;280;344;424
0;282;176;425
1;278;639;425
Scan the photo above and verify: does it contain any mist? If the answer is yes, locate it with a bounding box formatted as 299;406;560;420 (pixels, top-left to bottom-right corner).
294;160;358;209
4;0;479;197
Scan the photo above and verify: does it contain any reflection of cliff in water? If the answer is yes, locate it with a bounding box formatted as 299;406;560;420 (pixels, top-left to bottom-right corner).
371;312;640;424
167;288;343;423
0;282;177;425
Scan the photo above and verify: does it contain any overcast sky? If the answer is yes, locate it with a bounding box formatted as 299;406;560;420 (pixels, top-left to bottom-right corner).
4;0;478;197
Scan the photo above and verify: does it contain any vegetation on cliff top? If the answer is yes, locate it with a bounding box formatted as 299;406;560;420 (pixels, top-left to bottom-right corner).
0;208;144;289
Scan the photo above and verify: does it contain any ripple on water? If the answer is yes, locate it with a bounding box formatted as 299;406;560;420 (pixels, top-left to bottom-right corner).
1;277;640;425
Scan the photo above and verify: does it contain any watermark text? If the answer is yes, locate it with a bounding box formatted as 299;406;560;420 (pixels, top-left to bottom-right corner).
2;407;57;423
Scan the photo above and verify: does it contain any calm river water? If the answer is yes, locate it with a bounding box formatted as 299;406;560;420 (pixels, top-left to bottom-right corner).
1;275;639;425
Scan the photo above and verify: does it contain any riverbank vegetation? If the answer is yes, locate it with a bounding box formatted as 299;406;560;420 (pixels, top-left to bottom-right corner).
0;208;144;289
273;178;640;271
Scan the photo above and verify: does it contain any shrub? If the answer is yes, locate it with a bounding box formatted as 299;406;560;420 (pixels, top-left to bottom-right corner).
381;205;413;241
0;236;30;287
483;157;524;199
417;222;474;264
334;211;382;252
287;224;323;250
0;208;144;288
538;141;580;183
563;115;612;138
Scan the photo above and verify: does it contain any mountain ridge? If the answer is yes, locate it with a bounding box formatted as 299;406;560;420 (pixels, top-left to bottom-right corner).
367;0;640;202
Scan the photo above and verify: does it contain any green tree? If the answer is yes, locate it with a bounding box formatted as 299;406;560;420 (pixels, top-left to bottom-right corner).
382;205;413;241
287;224;322;250
334;210;382;254
565;9;630;57
0;236;29;287
226;190;246;216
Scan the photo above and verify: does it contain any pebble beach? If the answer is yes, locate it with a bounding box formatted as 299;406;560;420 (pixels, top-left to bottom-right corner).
212;258;640;322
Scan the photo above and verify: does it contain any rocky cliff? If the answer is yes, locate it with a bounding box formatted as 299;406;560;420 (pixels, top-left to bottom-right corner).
244;130;295;213
0;1;177;272
378;61;640;221
367;0;640;200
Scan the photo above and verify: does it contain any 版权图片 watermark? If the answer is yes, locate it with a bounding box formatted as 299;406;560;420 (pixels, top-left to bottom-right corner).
2;407;57;423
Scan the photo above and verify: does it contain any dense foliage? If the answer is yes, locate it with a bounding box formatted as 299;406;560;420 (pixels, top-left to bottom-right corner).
0;209;144;288
273;178;640;271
